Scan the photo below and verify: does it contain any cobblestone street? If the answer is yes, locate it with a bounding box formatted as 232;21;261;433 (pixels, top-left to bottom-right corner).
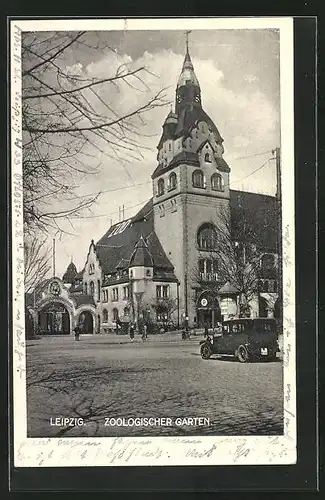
26;334;283;437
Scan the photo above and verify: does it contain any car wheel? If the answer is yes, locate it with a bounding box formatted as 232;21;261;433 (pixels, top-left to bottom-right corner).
201;343;212;360
237;345;250;363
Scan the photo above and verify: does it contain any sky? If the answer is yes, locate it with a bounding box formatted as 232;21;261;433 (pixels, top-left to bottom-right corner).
25;29;281;277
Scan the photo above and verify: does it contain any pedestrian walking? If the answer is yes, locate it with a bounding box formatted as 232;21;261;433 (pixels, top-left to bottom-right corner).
204;321;209;338
129;323;135;341
73;325;81;341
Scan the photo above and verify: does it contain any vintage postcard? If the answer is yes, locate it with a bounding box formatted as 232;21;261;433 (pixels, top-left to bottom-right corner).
10;17;296;467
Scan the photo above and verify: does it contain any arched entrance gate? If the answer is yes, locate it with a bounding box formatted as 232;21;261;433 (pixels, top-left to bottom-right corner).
196;290;221;328
38;302;71;334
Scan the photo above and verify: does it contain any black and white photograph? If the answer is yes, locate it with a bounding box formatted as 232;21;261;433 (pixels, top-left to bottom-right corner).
11;17;296;467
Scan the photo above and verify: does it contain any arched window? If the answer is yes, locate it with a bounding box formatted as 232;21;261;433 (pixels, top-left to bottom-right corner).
197;223;216;250
103;309;108;322
205;153;211;163
113;308;119;321
192;169;205;188
211;173;223;191
97;279;101;301
169;172;177;190
157;178;165;196
84;282;88;295
90;281;94;296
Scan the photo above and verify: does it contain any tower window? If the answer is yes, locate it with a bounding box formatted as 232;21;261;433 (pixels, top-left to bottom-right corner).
168;172;177;190
211;173;224;191
192;169;205;189
157;178;165;196
205;153;211;163
197;223;216;250
168;143;171;151
90;281;95;297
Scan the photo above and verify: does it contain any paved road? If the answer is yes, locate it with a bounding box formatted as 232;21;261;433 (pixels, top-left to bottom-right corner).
26;335;283;437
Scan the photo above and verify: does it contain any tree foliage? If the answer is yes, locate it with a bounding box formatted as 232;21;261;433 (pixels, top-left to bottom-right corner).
22;31;168;235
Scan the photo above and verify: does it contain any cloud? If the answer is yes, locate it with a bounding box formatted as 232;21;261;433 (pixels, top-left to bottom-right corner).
42;45;280;275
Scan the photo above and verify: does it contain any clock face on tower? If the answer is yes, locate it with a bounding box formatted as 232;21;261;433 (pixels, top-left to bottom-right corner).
49;280;61;296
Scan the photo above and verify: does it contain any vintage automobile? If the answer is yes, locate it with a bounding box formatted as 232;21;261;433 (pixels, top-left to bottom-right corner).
200;318;279;362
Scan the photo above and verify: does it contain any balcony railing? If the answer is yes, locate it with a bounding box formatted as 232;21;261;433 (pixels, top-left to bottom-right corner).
200;272;218;282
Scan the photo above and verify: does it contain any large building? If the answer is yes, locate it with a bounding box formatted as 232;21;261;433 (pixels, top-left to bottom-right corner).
26;45;280;335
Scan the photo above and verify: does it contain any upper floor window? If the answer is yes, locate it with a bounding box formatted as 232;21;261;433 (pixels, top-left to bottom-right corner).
211;173;223;191
84;282;88;295
168;172;177;190
112;287;118;302
261;254;275;270
156;285;169;299
205;153;212;163
89;281;95;297
103;289;108;302
97;279;101;301
168;143;171;151
123;285;129;300
197;223;216;250
157;178;165;196
103;309;108;323
89;263;95;275
192;169;205;189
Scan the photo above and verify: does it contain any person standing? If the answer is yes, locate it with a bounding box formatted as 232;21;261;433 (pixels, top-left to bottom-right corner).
129;323;135;341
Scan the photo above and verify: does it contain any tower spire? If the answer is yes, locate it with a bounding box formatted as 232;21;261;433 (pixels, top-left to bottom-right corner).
185;30;191;54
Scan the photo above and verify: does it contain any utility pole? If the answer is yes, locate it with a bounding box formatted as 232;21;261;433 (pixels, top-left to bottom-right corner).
273;147;282;321
52;238;56;277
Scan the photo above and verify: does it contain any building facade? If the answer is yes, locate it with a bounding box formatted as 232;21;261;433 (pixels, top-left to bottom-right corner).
27;45;279;335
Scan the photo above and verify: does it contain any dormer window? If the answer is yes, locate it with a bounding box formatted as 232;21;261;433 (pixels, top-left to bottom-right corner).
157;178;165;196
205;153;211;163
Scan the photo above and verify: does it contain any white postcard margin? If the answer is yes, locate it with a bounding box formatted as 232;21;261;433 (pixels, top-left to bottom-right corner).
11;17;296;467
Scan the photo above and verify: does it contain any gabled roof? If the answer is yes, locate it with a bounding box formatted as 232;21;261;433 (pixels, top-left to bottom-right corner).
152;151;199;179
94;200;175;275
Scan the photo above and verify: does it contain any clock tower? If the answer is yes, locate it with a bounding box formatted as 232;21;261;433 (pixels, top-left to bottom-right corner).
152;40;231;326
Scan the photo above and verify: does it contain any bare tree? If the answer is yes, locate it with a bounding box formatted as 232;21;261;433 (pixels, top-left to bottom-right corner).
191;197;277;317
24;235;51;293
22;31;169;235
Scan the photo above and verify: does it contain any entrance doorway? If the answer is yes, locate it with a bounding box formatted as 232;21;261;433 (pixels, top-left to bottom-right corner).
79;311;94;334
196;291;221;328
38;303;70;334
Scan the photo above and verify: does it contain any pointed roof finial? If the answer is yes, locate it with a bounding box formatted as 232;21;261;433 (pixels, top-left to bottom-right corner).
185;30;191;54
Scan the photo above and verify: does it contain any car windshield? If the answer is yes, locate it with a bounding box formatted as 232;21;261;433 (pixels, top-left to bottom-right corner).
253;319;276;332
